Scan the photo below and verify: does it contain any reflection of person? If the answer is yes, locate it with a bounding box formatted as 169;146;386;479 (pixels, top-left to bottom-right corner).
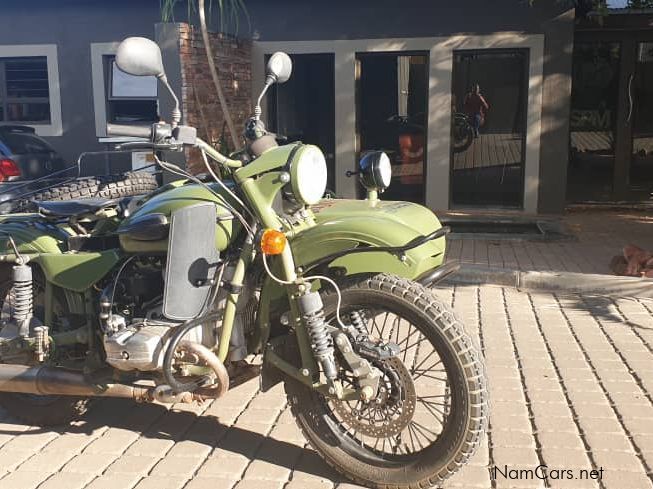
464;84;489;138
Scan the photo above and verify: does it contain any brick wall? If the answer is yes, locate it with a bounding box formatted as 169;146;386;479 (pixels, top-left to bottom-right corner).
178;23;252;174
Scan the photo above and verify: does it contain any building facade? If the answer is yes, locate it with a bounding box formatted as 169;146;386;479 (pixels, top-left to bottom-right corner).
0;0;582;213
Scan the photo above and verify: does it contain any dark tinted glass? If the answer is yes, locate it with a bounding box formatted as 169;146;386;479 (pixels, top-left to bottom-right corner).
357;53;428;204
568;41;620;202
450;50;528;207
5;58;49;98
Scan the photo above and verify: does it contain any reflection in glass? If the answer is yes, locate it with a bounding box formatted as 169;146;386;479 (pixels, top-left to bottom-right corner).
568;42;620;202
450;50;528;207
630;42;653;190
267;54;336;192
357;54;428;203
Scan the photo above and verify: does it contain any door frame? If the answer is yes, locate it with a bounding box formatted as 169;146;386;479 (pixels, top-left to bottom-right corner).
354;50;430;204
448;47;531;209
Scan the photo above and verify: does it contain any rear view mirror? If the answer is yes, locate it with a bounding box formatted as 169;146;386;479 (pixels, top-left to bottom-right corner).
266;52;292;84
115;37;165;78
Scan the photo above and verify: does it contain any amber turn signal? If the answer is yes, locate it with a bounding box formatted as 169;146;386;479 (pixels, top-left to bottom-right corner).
260;229;287;255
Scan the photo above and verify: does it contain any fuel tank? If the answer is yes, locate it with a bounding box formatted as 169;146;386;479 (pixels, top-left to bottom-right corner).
117;181;240;254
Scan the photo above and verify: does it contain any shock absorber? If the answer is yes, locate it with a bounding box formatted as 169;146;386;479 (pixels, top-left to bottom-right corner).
11;263;34;338
349;310;369;341
297;291;338;381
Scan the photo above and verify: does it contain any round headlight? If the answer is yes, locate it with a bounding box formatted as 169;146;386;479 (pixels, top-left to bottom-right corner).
289;145;328;206
359;151;392;191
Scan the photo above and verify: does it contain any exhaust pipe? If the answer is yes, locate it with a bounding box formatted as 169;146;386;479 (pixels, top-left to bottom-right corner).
0;341;230;403
0;364;153;401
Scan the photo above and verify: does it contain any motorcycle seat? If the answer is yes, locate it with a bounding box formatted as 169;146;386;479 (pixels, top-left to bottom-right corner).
37;198;123;218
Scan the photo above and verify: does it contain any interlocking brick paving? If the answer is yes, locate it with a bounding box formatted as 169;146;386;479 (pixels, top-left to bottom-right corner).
0;284;651;489
446;209;653;275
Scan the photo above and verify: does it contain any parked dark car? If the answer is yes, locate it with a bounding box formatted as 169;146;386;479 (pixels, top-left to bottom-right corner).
0;125;67;212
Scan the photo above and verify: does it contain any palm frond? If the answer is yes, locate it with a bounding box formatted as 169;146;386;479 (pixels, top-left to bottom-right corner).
160;0;249;34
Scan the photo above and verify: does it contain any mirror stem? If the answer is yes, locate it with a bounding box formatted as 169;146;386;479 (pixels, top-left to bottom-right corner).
254;79;274;121
159;74;181;128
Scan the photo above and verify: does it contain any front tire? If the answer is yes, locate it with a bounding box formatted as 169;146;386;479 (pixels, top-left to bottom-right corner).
284;274;487;489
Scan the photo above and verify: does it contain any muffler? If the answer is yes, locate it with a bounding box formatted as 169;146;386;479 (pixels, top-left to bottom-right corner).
0;363;153;401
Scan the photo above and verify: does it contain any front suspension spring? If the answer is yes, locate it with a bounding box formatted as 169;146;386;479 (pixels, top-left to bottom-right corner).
299;291;337;380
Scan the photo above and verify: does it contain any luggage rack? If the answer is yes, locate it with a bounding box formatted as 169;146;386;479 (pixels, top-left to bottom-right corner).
0;149;159;208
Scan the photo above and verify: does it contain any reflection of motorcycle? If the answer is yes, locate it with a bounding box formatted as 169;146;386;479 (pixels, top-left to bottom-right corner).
386;115;425;185
0;38;487;489
453;112;474;153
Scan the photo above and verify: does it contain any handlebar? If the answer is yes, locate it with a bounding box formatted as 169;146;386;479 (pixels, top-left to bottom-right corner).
106;123;153;139
105;122;242;169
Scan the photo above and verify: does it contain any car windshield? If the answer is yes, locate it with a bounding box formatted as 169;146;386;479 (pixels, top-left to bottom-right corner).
0;131;55;155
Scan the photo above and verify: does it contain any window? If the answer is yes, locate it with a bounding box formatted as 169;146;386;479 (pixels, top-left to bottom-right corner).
104;55;158;124
0;57;51;124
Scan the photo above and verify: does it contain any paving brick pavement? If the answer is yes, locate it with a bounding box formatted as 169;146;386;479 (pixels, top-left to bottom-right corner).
0;284;651;489
446;209;653;275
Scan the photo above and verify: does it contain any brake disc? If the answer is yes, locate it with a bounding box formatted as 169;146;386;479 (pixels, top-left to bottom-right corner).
332;357;416;438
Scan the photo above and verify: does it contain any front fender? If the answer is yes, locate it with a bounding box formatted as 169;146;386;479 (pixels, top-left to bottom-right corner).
290;199;446;280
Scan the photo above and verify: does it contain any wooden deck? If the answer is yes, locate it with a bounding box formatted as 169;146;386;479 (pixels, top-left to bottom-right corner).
452;132;522;171
571;131;613;153
570;131;653;155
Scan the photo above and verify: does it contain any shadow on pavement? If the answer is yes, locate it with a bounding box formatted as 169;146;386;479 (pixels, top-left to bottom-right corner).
561;294;653;331
0;397;344;482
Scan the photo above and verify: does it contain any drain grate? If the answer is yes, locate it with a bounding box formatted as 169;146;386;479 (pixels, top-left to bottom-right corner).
447;221;543;235
441;218;574;241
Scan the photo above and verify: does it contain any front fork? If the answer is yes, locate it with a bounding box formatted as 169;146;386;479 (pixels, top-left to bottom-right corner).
267;245;383;401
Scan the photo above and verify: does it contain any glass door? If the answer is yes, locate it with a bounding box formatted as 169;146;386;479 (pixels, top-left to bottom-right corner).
356;52;428;204
449;50;529;208
629;41;653;198
567;42;621;203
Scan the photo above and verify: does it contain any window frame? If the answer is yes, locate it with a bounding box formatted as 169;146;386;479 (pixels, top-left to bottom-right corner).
92;43;160;136
0;45;62;137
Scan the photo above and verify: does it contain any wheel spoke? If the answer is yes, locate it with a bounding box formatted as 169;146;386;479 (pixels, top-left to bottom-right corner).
417;398;445;423
326;303;454;460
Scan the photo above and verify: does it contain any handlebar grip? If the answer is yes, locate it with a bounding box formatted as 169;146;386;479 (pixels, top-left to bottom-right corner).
106;123;153;139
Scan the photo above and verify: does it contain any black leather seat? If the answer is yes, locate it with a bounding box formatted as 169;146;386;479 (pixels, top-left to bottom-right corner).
37;198;121;218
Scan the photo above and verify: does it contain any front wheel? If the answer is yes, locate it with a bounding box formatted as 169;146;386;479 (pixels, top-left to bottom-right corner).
284;274;487;489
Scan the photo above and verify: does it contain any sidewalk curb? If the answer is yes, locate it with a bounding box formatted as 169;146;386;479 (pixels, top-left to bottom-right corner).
443;265;653;299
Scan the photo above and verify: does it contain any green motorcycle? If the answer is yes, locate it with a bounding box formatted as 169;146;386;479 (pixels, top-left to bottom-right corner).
0;37;487;488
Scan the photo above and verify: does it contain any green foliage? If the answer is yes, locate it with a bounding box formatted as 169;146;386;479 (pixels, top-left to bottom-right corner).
159;0;249;34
